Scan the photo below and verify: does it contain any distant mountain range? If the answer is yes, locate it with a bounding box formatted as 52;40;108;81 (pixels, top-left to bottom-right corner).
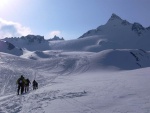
1;13;150;54
47;35;64;41
1;35;64;52
46;13;150;52
0;13;150;71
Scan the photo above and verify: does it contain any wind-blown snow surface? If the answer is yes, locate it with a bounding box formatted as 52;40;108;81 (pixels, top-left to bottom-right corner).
0;50;150;113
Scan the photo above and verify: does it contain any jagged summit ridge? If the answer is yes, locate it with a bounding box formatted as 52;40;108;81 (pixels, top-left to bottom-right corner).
21;35;45;43
106;13;130;25
79;13;150;38
132;22;145;35
108;13;122;21
147;26;150;30
3;35;50;51
48;35;64;41
4;35;45;43
1;13;150;53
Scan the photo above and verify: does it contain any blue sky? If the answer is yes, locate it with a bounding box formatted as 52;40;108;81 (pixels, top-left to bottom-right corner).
0;0;150;39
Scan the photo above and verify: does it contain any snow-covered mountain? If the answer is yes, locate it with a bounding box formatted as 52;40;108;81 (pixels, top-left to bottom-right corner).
80;13;150;37
47;35;64;41
79;13;150;38
38;14;149;52
3;35;50;51
4;35;45;44
2;35;65;51
2;14;150;52
0;40;23;56
78;13;150;51
0;14;150;70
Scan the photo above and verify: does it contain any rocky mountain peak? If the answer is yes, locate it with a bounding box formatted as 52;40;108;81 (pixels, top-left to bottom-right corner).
132;22;145;35
108;13;123;21
48;35;64;41
21;35;45;43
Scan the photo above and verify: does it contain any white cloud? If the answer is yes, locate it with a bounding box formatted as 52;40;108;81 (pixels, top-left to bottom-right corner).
48;30;61;38
0;18;32;39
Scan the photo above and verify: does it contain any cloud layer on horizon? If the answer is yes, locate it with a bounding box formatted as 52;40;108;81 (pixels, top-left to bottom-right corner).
0;18;32;39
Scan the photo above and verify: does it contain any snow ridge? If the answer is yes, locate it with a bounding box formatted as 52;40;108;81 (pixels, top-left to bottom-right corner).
79;13;150;39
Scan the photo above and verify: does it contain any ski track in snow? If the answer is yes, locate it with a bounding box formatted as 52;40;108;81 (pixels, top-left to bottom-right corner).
0;89;88;113
1;51;150;113
0;52;91;113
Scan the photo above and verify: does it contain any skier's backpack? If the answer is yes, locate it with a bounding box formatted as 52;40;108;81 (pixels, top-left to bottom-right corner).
19;79;23;84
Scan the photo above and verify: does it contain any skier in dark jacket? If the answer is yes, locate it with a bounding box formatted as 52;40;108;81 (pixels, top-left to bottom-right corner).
24;78;31;93
33;80;38;90
16;75;26;95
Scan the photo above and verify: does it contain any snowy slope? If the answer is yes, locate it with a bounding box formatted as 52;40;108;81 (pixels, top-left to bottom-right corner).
1;49;150;95
0;40;23;56
91;49;150;70
0;50;150;113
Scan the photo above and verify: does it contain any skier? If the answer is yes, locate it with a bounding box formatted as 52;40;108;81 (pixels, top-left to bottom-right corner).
32;80;38;90
16;75;25;95
24;78;31;93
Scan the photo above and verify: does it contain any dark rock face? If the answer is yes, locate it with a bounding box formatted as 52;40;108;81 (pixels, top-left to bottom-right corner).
121;20;130;26
132;23;145;36
21;35;45;43
146;26;150;30
48;35;64;41
6;41;15;50
108;13;122;21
